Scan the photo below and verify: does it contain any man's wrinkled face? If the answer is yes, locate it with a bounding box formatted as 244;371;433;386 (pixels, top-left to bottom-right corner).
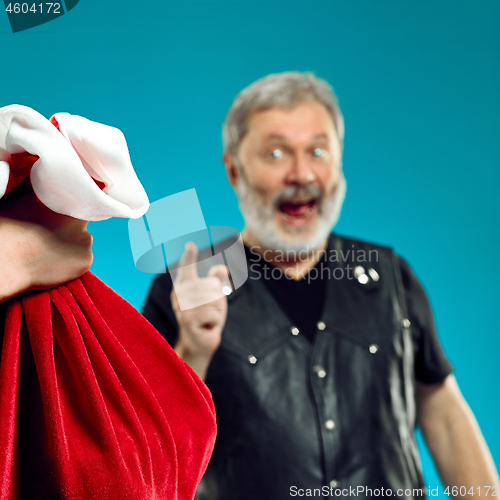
233;101;345;252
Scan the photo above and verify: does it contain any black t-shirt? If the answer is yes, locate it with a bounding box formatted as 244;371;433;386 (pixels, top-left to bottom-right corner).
143;243;453;385
245;245;328;342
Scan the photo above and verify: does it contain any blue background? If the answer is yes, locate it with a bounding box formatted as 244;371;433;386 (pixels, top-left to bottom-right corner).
2;0;499;494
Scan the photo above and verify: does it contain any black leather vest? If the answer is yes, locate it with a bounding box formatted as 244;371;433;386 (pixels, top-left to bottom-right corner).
199;234;425;500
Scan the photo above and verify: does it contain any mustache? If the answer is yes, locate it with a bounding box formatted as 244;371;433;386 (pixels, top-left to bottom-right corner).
272;185;323;209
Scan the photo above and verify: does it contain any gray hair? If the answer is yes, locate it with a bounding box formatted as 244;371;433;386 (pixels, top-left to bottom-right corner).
222;71;344;158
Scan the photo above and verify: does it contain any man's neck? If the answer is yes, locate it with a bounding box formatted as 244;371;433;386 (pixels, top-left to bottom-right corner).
242;229;328;281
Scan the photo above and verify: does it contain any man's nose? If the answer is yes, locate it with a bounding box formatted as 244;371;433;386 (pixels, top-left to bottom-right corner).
286;154;315;185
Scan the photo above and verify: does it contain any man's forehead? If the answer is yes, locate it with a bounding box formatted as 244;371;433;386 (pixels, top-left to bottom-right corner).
262;132;329;143
246;102;337;141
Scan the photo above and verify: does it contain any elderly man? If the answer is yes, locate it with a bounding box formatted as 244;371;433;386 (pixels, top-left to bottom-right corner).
143;72;498;499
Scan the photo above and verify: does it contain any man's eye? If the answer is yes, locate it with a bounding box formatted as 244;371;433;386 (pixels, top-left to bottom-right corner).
269;149;283;159
313;148;326;157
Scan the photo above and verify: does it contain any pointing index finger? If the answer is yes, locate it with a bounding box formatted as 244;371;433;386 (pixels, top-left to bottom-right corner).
175;241;199;282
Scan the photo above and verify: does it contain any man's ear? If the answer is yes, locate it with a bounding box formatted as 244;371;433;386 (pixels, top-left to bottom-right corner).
223;151;239;187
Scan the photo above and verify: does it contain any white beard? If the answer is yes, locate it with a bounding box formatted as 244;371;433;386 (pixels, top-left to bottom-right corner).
235;172;346;253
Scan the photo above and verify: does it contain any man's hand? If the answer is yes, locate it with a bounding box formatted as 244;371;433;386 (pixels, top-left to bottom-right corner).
0;191;93;302
171;242;229;380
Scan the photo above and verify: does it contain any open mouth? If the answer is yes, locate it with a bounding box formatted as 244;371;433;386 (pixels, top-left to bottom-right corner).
277;198;318;225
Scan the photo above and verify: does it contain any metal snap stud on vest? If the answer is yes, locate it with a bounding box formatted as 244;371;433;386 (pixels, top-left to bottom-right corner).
248;355;257;365
369;344;379;354
313;365;327;379
317;321;326;331
368;268;380;282
357;273;369;284
330;479;341;489
291;326;300;336
402;318;411;328
354;265;365;277
325;419;336;430
354;265;369;284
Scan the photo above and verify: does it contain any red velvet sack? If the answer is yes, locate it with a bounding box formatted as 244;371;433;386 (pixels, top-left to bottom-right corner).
0;273;216;500
0;106;216;499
